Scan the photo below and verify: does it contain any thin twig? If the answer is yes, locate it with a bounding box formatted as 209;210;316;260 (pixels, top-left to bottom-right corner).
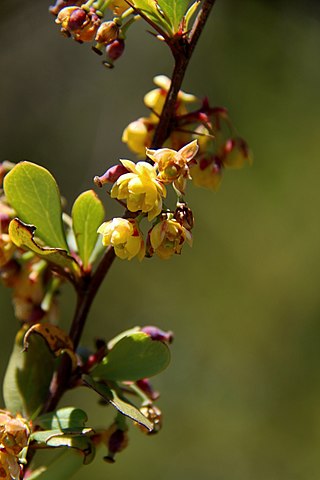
151;0;217;148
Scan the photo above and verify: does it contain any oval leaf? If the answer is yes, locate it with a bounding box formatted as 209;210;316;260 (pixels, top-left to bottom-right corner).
3;328;55;418
9;219;80;282
157;0;190;33
24;323;78;370
92;332;170;382
4;161;68;249
71;190;105;270
36;407;88;431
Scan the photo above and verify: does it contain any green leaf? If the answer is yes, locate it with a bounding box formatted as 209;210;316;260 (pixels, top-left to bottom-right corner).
27;450;84;479
91;332;170;381
184;1;201;31
83;375;153;431
36;407;88;431
3;327;55;418
157;0;190;33
31;428;91;444
71;190;105;270
9;219;80;281
128;0;173;36
30;419;95;465
46;434;94;463
4;161;68;249
107;326;140;350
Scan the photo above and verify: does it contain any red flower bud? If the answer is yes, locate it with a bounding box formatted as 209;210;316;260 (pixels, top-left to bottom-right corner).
141;326;173;344
106;39;125;61
94;164;129;187
136;378;160;401
68;8;87;31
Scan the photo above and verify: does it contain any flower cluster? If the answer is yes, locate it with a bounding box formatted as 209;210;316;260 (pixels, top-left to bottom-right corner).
95;139;199;261
51;0;133;66
123;76;252;189
123;75;198;157
0;410;30;480
95;76;251;262
189;110;253;191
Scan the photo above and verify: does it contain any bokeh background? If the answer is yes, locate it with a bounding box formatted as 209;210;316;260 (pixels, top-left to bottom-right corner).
1;0;320;478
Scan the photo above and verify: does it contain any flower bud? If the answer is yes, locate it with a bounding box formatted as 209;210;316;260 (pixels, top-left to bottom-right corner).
103;425;129;463
95;21;119;44
94;164;129;187
141;326;173;344
98;218;145;261
136;379;160;401
174;203;194;231
106;39;125;61
68;8;87;31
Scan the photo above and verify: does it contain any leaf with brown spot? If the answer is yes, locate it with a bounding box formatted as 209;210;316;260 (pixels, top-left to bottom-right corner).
24;323;78;370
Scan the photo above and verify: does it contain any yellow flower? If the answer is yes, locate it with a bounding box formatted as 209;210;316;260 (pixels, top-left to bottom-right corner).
0;410;30;456
189;156;223;191
0;451;20;480
98;218;145;260
111;161;166;221
148;218;192;260
146;140;198;187
122;117;156;158
144;75;197;118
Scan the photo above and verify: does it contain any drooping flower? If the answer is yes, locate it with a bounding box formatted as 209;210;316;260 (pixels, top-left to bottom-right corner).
56;6;101;42
147;218;192;260
144;75;197;118
122;117;156;158
111;161;166;221
189;155;223;191
98;218;145;260
146;140;198;194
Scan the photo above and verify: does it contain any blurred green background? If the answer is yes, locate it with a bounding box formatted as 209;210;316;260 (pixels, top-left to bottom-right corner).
1;0;320;478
